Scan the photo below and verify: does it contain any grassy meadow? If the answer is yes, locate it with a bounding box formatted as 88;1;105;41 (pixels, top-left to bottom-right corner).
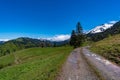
0;47;72;80
90;34;120;65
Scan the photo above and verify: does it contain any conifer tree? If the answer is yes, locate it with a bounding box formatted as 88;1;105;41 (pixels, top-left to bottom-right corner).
76;22;84;47
70;30;77;48
76;22;83;34
70;22;85;48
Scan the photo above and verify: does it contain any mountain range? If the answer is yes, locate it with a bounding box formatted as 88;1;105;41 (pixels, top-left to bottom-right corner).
0;20;120;56
87;21;120;41
88;21;118;34
0;21;118;43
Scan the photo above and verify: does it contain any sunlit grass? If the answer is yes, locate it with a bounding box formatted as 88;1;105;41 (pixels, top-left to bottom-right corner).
90;34;120;65
0;47;72;80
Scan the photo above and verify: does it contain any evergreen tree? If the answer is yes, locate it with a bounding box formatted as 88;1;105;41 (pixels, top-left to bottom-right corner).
76;22;83;34
70;30;77;48
76;22;84;47
53;42;57;47
70;22;85;48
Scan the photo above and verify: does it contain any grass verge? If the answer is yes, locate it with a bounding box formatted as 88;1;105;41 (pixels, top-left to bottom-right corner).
90;34;120;65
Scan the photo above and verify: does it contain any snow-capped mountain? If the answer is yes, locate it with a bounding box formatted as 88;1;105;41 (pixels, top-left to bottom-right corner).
88;21;118;34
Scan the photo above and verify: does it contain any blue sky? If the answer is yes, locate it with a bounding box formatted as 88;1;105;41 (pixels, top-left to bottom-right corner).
0;0;120;40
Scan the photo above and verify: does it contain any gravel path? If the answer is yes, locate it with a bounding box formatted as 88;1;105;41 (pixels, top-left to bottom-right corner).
57;48;100;80
83;47;120;80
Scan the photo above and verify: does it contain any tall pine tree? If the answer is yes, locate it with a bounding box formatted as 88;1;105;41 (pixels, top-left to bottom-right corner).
70;22;85;48
76;22;84;47
70;30;77;48
76;22;83;34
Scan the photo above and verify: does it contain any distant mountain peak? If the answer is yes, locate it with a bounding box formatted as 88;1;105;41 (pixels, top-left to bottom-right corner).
88;21;118;34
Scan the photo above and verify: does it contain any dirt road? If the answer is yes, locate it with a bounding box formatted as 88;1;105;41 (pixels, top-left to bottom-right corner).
83;47;120;80
57;48;100;80
57;47;120;80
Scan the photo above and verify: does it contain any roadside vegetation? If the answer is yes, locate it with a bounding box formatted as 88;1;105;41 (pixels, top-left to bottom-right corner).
90;34;120;65
0;47;72;80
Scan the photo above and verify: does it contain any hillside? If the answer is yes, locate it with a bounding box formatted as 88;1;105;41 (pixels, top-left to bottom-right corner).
0;37;52;56
90;34;120;65
0;37;70;57
0;47;72;80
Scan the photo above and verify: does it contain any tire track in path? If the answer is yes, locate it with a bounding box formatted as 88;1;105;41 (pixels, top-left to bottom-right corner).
57;48;100;80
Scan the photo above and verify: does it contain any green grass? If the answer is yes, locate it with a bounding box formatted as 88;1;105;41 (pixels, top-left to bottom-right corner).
0;47;72;80
0;54;15;69
90;34;120;65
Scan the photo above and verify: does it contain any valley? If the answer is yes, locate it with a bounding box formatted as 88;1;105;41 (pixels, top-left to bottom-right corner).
1;0;120;79
0;20;120;80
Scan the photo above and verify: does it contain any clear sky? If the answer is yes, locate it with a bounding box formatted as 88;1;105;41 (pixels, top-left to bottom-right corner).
0;0;120;40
